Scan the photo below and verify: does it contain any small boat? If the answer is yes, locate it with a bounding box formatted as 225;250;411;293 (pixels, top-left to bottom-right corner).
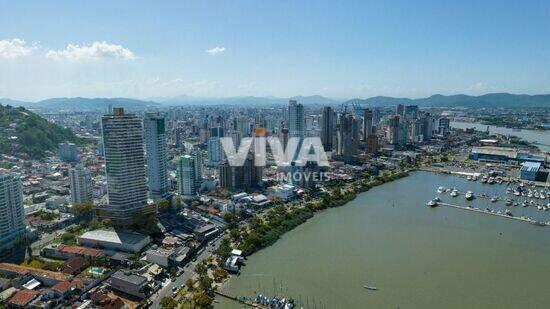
505;209;513;216
465;191;475;201
426;199;438;207
505;199;513;206
450;190;458;197
437;186;446;194
466;176;472;181
491;196;498;203
488;177;495;184
481;176;488;183
364;286;378;291
433;196;441;202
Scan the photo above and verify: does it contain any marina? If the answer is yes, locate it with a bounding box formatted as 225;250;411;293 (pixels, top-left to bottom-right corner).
434;202;549;226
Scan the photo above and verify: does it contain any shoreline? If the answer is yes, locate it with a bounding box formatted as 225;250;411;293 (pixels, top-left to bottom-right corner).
219;169;412;298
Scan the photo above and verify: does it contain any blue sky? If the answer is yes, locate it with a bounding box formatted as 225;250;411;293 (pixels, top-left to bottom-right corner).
1;0;549;100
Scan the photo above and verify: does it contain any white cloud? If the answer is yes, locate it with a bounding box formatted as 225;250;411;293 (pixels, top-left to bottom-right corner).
0;38;37;60
45;41;136;62
206;46;226;55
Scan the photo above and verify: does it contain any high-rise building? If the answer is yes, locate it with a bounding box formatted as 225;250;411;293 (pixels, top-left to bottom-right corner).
340;113;355;162
288;100;304;138
68;164;93;204
404;105;419;120
235;116;251;138
362;108;373;141
208;127;224;165
176;155;196;197
143;113;170;201
218;161;233;191
0;174;26;249
423;113;435;141
365;134;379;154
192;150;203;182
438;117;450;136
388;115;400;145
320;106;335;151
58;142;79;162
100;108;151;226
396;104;405;117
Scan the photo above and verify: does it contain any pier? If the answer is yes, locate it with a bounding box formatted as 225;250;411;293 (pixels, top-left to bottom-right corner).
213;290;267;308
437;202;548;226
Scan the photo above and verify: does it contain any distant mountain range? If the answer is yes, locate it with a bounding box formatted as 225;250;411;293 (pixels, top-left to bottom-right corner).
1;93;549;110
344;93;550;108
151;94;340;106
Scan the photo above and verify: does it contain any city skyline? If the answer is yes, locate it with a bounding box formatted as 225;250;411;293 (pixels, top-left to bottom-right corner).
2;1;550;100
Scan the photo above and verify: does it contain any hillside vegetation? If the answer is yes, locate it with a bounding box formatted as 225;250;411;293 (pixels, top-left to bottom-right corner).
0;104;81;159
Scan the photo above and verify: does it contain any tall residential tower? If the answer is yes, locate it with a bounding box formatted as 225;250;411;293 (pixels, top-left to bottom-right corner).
144;113;170;201
100;108;151;226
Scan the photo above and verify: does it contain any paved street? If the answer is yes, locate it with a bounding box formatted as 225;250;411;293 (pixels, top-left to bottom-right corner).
150;236;224;308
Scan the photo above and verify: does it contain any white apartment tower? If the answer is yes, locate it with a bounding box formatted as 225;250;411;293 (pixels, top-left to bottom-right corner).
100;108;151;226
68;164;93;204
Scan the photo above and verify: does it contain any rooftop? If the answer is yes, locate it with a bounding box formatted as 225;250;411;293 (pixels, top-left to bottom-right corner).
78;229;149;245
58;244;103;257
8;290;40;307
111;270;147;286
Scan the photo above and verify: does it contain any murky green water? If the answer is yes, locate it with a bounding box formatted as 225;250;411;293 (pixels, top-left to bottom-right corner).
218;172;550;308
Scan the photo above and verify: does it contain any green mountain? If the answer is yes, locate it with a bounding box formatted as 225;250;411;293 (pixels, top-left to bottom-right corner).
345;93;550;108
0;104;82;159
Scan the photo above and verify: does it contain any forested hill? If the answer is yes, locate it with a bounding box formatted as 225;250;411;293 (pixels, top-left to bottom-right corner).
0;104;81;159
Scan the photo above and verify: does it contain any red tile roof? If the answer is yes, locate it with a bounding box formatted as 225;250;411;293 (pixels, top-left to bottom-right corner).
58;244;103;257
0;263;73;281
52;280;72;293
8;290;39;307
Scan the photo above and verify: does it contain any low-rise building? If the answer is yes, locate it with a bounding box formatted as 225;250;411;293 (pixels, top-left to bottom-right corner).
109;270;148;299
77;230;151;253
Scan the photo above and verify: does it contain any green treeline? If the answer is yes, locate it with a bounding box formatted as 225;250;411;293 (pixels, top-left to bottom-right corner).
230;171;410;256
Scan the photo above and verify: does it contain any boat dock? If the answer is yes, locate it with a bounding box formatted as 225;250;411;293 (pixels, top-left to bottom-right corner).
437;202;549;226
213;290;267;308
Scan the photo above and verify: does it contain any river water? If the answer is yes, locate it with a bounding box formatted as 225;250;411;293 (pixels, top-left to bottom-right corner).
450;121;550;152
219;171;550;308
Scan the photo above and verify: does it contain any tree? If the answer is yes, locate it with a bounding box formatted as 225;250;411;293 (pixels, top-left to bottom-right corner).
213;268;228;283
159;296;178;309
174;195;183;210
194;261;208;277
198;276;213;291
157;198;170;213
193;292;214;308
222;212;238;229
61;232;76;245
185;278;195;291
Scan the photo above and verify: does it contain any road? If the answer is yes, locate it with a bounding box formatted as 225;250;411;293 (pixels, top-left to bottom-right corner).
150;236;224;308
